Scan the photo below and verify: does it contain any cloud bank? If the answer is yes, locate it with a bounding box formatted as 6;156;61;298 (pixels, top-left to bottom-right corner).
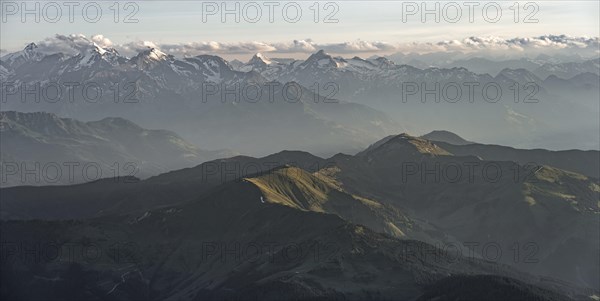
7;34;600;60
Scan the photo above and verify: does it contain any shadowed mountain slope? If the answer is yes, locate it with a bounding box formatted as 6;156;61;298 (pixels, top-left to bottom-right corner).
321;134;600;290
2;134;598;294
1;173;591;300
0;111;233;187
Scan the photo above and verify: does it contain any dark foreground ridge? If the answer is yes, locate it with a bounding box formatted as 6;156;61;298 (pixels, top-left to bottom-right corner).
1;133;598;300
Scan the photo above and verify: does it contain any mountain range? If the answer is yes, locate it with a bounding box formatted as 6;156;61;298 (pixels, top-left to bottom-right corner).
0;111;233;187
2;38;598;152
1;36;599;300
235;52;599;150
2;132;598;300
0;42;404;157
3;111;598;186
439;57;600;79
419;130;600;178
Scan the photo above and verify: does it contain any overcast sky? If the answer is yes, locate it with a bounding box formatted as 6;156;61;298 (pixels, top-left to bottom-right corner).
1;1;599;60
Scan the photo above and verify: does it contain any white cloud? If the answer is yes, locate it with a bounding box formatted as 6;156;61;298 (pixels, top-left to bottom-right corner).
11;34;600;60
271;39;317;53
158;41;278;56
27;34;115;56
119;40;161;55
90;34;114;49
435;35;598;53
141;35;599;58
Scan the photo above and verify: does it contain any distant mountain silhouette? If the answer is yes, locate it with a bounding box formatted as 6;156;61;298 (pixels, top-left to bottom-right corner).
421;130;472;145
0;111;233;187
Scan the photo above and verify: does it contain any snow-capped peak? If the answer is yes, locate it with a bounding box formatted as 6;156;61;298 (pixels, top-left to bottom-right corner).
132;47;169;62
307;49;331;61
91;43;107;55
371;57;396;68
249;53;273;65
1;42;44;68
144;48;168;61
129;48;170;69
70;43;122;69
303;49;341;68
24;42;38;51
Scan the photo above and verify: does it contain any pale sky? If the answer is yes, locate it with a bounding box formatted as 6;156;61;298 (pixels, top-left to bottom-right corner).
1;1;599;60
